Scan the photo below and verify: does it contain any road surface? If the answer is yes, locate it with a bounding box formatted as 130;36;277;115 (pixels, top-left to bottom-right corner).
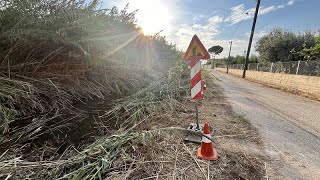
210;69;320;180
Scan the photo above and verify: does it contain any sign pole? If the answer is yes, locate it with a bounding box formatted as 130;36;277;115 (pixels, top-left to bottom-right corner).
195;99;200;130
182;34;210;143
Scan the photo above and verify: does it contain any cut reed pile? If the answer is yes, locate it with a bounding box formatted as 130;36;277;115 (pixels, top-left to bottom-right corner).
0;68;267;180
0;64;191;179
0;128;265;180
0;0;188;179
0;0;180;134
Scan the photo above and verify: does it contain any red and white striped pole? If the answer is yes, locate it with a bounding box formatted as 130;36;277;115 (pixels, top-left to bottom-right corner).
190;59;204;130
191;60;203;100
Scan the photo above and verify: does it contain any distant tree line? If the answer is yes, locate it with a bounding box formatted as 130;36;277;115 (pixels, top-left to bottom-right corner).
219;55;258;65
216;28;320;65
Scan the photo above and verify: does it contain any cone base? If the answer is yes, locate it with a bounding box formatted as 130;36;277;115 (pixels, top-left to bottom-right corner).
197;147;218;161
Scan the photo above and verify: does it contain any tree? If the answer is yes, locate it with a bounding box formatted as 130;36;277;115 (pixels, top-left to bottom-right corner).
233;55;245;64
255;28;316;62
208;45;223;58
249;55;259;63
221;55;259;64
295;35;320;62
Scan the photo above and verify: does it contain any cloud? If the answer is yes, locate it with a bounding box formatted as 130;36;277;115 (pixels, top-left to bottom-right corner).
166;15;257;58
259;6;279;15
288;0;295;5
245;30;268;39
167;15;224;51
225;1;296;25
208;16;224;24
255;31;268;39
215;39;249;58
224;5;254;25
192;15;206;22
166;14;264;58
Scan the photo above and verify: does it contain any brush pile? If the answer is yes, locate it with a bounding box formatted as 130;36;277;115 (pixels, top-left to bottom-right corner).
0;0;190;179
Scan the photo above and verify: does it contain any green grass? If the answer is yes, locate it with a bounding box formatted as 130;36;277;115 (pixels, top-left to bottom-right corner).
202;69;223;98
230;114;251;125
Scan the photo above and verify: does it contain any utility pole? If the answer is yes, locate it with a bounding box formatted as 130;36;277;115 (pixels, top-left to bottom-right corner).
227;41;232;73
242;0;261;78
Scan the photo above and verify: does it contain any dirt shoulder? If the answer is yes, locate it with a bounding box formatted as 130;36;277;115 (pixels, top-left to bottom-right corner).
107;70;269;179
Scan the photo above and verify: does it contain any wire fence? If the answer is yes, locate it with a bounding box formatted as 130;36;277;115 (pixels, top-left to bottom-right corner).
217;61;320;76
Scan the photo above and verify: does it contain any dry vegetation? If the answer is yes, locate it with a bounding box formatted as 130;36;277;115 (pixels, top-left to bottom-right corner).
102;71;266;180
0;0;266;179
0;69;267;179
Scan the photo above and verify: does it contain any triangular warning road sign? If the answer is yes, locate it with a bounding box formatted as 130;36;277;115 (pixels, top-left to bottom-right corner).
183;35;210;61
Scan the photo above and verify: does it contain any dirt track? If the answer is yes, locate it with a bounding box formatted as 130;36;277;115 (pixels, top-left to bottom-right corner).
210;69;320;180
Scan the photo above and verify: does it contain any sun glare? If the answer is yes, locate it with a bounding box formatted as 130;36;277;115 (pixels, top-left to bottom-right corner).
133;0;173;35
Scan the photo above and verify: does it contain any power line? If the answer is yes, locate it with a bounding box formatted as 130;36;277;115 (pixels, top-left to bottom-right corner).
228;13;250;40
216;13;249;57
217;4;256;57
255;0;305;31
232;0;304;41
229;0;304;40
206;3;256;59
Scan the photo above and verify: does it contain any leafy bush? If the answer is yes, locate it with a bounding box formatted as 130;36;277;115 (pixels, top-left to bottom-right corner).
255;28;316;62
294;35;320;62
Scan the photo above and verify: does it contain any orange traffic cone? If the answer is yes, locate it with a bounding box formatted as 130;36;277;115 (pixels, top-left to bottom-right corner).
197;122;218;161
202;80;207;91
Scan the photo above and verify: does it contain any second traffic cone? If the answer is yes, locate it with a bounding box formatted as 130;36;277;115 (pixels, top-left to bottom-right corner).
202;80;207;91
197;122;218;161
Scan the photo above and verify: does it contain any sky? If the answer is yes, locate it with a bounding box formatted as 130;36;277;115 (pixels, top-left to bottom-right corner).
103;0;320;58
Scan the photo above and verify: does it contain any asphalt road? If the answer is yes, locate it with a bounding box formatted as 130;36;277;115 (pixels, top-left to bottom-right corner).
210;70;320;180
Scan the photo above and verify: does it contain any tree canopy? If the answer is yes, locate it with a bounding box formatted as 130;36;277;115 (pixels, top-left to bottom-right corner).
208;45;223;55
294;35;320;62
255;28;316;62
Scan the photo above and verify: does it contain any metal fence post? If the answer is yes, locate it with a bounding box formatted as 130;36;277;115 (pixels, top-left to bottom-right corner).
270;63;274;73
296;60;301;75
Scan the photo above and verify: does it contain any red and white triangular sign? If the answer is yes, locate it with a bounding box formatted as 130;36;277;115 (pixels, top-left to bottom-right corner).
183;35;210;61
